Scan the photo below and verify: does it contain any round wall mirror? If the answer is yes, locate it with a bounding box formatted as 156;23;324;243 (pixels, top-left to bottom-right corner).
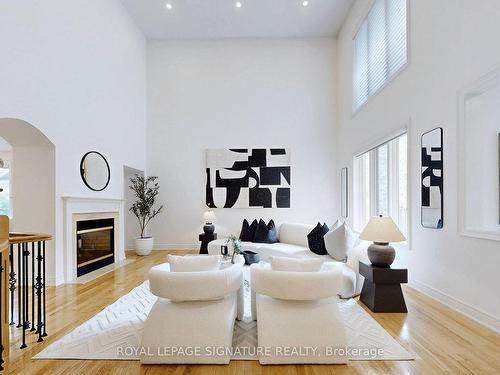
80;151;110;191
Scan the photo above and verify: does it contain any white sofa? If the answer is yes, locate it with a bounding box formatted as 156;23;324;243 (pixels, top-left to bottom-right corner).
251;262;348;364
140;260;243;364
208;222;369;298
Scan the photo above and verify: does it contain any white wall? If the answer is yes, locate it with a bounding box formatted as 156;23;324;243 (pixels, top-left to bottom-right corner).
0;0;147;284
337;0;500;331
147;39;339;248
11;145;56;285
11;146;56;237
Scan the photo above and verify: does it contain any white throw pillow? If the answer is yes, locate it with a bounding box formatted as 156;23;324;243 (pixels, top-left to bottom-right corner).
168;255;220;272
270;256;324;272
324;222;357;262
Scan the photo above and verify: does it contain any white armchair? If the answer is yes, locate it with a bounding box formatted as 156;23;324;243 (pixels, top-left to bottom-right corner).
251;262;348;364
140;259;243;364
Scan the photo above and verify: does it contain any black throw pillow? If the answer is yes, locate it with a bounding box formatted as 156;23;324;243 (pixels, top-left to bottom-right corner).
267;219;279;244
254;219;280;244
253;219;270;243
307;222;330;255
249;219;258;237
239;219;258;242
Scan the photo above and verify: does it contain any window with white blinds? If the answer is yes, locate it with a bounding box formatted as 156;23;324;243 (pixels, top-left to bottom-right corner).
352;0;408;111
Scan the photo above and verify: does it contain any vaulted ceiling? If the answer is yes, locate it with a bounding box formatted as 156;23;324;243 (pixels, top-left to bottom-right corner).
121;0;353;39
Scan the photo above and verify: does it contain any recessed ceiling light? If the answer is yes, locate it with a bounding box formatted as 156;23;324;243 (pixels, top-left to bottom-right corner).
235;2;242;8
165;3;172;9
302;1;309;6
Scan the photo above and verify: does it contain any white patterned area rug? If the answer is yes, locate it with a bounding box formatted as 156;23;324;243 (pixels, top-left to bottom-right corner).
34;281;413;362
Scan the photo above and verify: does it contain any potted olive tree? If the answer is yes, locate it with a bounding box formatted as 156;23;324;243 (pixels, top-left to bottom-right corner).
129;174;163;255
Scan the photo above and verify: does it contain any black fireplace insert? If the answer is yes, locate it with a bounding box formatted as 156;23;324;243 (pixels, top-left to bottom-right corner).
76;218;114;277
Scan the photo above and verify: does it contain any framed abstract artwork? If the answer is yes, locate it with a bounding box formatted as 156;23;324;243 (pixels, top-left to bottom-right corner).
421;127;443;229
205;148;291;208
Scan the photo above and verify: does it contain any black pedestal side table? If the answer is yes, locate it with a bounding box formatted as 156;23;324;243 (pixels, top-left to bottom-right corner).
359;261;408;313
199;233;217;255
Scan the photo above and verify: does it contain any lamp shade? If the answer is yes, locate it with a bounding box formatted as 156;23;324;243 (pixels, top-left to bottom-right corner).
359;216;406;243
202;210;216;224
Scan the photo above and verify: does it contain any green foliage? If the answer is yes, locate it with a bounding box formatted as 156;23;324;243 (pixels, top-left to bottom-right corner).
129;174;163;238
225;235;241;263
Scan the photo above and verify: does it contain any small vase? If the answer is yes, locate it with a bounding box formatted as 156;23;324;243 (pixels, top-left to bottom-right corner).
221;245;228;257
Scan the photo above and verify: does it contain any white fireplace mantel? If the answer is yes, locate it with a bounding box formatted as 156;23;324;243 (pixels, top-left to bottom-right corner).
62;196;126;283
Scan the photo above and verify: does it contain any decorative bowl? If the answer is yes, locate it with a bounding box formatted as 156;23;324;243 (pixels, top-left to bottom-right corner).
241;250;260;265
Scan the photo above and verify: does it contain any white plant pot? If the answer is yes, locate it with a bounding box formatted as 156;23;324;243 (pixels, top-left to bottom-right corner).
135;237;154;256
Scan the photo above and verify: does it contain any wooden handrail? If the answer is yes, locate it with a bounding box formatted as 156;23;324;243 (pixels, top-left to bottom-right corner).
9;233;53;244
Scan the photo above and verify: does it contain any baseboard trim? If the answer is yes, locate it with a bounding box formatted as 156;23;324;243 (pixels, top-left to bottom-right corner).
410;279;500;334
152;243;199;251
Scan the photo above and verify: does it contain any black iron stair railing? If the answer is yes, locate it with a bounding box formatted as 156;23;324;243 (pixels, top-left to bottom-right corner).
0;233;52;371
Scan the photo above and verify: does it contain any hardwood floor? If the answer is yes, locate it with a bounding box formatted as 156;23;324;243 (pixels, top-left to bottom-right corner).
4;250;500;375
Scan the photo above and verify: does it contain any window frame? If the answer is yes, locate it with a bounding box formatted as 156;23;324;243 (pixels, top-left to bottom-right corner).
351;129;411;246
351;0;411;115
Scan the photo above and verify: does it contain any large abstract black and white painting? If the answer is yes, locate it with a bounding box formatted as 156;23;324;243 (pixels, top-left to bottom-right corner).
421;127;443;229
206;148;291;208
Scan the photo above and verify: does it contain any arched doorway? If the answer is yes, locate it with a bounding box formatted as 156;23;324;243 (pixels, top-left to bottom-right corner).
0;118;56;273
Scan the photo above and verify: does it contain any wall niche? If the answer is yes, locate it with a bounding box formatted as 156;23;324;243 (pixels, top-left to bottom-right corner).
459;67;500;240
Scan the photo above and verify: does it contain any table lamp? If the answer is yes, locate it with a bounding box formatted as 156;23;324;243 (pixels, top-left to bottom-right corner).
359;215;406;267
202;210;216;234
